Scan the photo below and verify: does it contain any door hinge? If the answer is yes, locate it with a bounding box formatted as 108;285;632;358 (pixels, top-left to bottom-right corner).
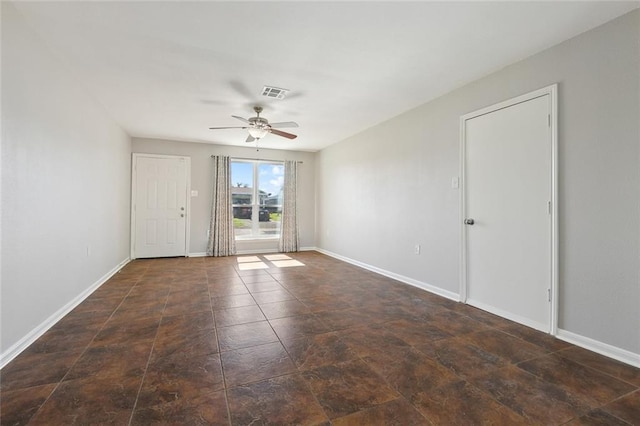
548;114;551;127
547;288;551;302
548;201;551;215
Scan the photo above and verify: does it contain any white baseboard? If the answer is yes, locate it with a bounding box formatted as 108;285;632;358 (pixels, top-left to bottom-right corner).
467;298;549;333
0;257;131;369
236;249;280;255
316;249;640;369
236;247;318;255
191;247;318;257
316;248;460;302
556;329;640;368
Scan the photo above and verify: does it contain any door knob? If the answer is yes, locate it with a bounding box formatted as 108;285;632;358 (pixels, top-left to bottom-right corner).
464;218;475;225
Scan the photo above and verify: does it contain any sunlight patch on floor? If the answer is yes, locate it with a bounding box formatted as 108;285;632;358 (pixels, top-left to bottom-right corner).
237;256;262;263
264;254;292;261
236;254;305;269
238;261;270;270
271;259;305;268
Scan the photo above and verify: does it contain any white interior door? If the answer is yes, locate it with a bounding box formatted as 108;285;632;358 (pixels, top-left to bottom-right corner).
463;91;554;332
133;155;189;258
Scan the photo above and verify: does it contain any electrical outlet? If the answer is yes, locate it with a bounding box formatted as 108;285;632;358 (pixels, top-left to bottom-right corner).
414;244;421;255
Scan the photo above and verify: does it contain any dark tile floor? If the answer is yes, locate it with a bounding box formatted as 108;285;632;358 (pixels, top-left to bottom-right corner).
1;251;639;425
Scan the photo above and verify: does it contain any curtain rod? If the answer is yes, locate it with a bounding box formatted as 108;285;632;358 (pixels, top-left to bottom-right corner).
210;155;303;164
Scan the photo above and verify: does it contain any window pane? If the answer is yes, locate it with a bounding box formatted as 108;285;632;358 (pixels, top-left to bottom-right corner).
259;205;281;236
233;206;253;238
229;160;284;240
258;163;284;237
231;162;253;237
231;162;253;205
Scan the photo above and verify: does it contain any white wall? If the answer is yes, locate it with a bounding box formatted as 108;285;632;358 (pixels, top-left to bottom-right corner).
131;138;316;254
317;10;640;357
1;3;132;359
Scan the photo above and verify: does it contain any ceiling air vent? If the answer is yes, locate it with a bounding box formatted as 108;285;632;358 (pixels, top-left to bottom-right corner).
261;86;289;100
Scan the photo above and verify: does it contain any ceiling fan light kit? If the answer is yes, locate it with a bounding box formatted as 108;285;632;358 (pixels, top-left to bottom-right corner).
209;105;298;143
248;127;269;139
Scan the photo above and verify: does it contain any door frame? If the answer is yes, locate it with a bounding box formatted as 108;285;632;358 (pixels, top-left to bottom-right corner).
130;153;191;259
459;84;558;334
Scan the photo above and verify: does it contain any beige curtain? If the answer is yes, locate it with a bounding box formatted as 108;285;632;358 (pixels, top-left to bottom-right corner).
278;160;299;252
207;155;236;257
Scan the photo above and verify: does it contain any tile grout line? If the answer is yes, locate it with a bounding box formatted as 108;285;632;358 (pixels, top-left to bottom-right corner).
233;254;333;424
227;253;636;424
552;346;640;389
126;267;171;426
25;265;150;424
382;316;527;422
9;252;638;424
284;264;434;423
337;295;525;423
508;345;640;420
208;264;242;426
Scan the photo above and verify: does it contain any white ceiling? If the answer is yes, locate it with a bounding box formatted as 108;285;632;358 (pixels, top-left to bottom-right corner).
12;1;639;152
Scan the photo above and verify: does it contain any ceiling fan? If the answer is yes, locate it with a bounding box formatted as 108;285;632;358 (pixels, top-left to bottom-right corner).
209;106;298;142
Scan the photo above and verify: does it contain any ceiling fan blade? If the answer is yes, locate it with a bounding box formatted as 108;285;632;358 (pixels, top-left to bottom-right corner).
246;134;255;143
232;115;251;124
269;128;297;139
209;126;248;130
269;121;299;129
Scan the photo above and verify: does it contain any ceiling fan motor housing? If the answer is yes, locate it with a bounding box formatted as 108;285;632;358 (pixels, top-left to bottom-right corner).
209;105;298;140
249;117;269;128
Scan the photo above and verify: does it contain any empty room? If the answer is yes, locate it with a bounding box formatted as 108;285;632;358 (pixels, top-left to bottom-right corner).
2;1;639;425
